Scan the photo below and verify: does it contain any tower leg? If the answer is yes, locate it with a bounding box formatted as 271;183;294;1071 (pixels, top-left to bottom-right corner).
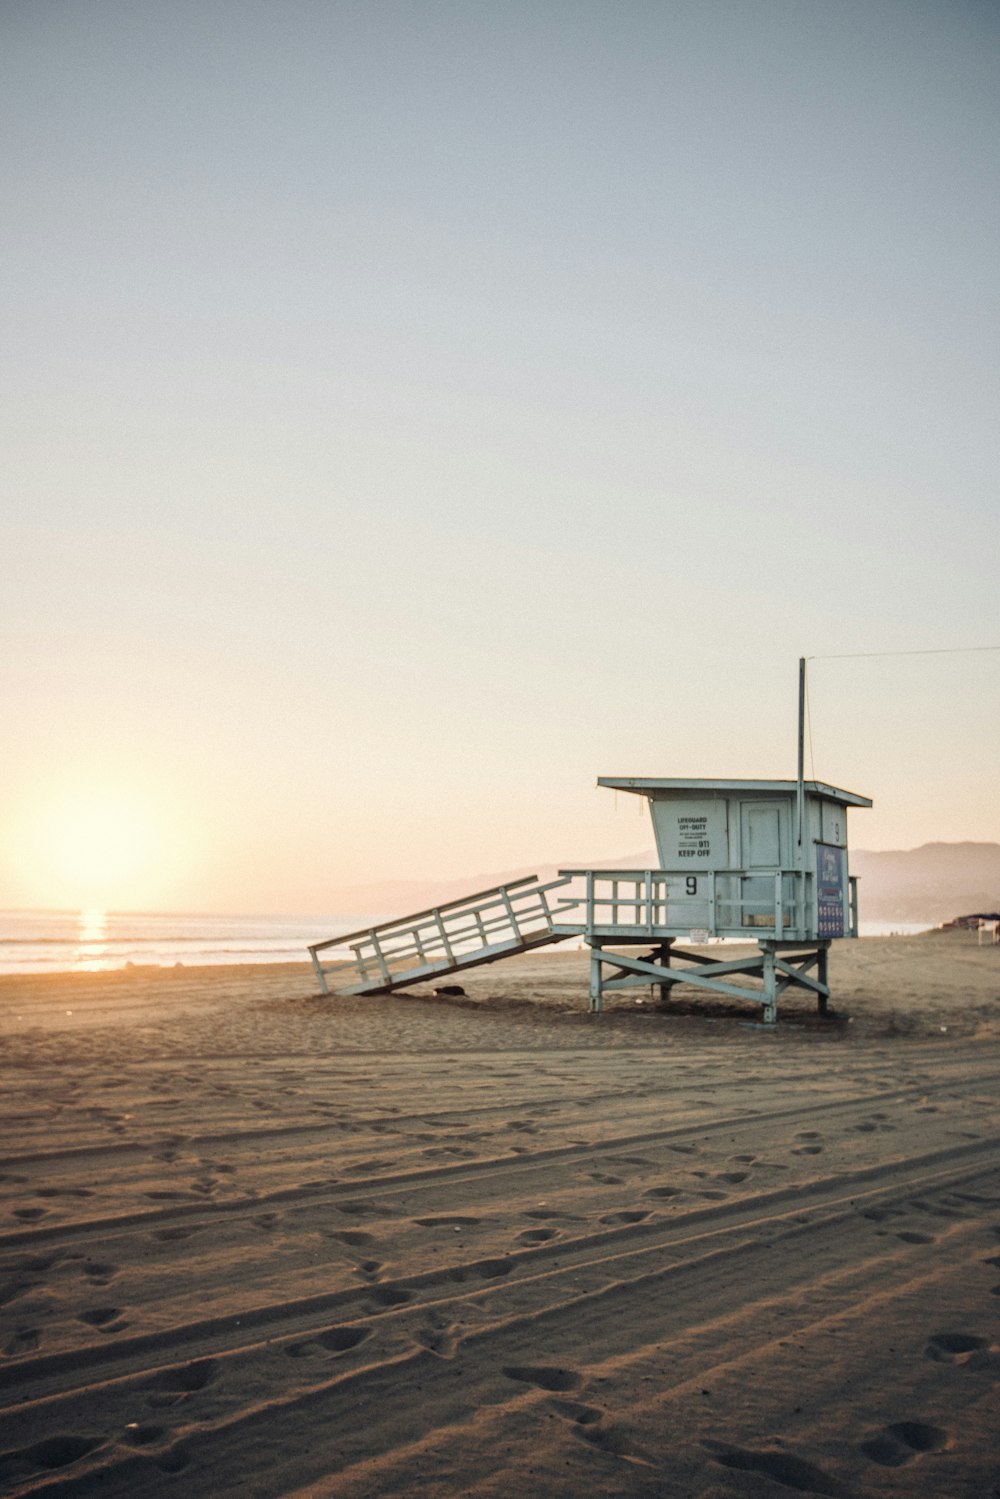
761;945;777;1025
589;947;603;1013
658;940;672;1004
817;944;829;1015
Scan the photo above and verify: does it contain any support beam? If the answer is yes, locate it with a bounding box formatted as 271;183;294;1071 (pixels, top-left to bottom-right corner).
586;939;834;1024
590;948;769;1004
773;955;828;996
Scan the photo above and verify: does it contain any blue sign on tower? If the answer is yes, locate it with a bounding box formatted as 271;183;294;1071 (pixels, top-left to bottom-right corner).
816;843;847;938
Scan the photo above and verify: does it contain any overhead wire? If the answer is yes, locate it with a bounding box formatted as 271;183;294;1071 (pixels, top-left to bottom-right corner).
807;645;1000;661
802;643;998;786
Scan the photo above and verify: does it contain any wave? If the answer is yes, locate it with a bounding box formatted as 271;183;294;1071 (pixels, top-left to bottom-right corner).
0;935;324;947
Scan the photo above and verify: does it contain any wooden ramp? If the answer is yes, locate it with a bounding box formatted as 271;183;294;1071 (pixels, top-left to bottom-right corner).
308;875;578;996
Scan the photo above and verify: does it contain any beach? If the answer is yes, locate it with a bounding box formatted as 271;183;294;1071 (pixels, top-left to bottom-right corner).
1;931;998;1497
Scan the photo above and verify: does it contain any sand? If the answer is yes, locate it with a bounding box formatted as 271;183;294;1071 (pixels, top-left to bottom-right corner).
1;931;998;1497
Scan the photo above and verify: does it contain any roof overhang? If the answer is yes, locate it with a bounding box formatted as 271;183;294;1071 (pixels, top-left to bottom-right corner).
597;777;873;809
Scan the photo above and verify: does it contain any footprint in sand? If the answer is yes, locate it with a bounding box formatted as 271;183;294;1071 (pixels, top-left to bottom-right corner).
12;1207;48;1222
793;1145;824;1156
644;1185;683;1200
503;1363;583;1392
703;1439;851;1497
895;1230;936;1245
285;1325;370;1358
925;1330;988;1363
353;1259;384;1280
478;1258;514;1279
518;1228;559;1244
3;1327;40;1356
599;1209;650;1225
148;1358;217;1400
860;1420;948;1466
14;1435;102;1472
333;1229;377;1247
77;1306;127;1332
368;1285;413;1308
414;1322;458;1359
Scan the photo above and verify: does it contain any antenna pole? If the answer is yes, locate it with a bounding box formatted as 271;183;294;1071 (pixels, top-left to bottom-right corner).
796;656;806;858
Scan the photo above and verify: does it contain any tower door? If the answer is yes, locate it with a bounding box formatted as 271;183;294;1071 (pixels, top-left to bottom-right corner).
740;802;785;928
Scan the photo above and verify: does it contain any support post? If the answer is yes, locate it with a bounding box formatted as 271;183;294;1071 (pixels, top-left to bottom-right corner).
817;944;829;1015
589;947;603;1013
659;939;672;1004
309;948;328;994
761;944;777;1025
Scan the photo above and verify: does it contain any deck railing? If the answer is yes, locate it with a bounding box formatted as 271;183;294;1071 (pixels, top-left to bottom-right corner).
551;869;859;941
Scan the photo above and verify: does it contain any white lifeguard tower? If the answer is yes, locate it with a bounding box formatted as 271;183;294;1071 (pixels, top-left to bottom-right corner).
562;775;871;1021
309;664;872;1023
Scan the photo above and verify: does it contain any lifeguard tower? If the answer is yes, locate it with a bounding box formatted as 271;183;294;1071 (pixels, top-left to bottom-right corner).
309;661;872;1022
562;776;871;1021
309;779;871;1024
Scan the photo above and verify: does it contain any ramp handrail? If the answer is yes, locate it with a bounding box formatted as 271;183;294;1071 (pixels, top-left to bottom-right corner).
309;873;575;994
308;874;542;955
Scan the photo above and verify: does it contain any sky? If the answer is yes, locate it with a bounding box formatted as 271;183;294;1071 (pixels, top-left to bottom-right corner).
2;0;998;913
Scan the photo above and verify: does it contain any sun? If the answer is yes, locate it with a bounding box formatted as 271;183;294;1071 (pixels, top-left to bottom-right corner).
35;790;161;907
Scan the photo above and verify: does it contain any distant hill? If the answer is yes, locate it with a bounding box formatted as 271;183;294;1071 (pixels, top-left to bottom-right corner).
851;842;1000;925
322;842;1000;929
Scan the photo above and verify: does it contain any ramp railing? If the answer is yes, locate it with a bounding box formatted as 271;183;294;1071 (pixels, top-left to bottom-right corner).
309;873;577;995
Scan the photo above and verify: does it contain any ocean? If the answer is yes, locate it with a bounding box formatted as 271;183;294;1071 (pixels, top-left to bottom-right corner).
0;909;386;976
0;910;934;977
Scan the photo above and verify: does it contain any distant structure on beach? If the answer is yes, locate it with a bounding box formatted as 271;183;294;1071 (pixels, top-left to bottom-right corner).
310;772;872;1025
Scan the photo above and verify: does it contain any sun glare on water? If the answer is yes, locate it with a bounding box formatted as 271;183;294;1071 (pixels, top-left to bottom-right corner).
76;907;110;970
